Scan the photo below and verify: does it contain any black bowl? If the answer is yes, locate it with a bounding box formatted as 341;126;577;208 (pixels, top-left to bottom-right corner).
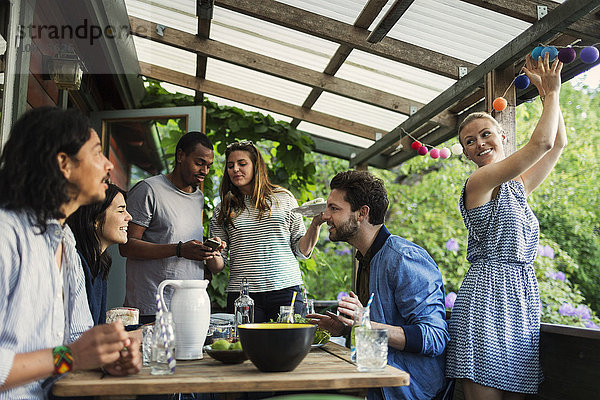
203;345;248;364
238;323;317;372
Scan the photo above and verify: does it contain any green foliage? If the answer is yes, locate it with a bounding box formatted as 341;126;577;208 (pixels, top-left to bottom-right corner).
139;79;600;330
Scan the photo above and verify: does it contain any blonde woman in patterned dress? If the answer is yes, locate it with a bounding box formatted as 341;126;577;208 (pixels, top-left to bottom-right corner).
446;53;566;399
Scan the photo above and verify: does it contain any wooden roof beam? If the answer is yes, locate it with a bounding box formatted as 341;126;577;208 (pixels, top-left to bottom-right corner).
130;16;455;128
290;0;388;127
214;0;476;79
367;0;416;43
460;0;600;43
138;61;385;141
351;0;600;168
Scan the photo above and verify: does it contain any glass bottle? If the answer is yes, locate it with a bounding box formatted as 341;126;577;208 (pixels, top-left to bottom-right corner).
150;312;176;375
350;307;371;362
234;277;254;333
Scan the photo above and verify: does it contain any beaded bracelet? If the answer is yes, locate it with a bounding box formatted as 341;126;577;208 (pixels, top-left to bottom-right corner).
53;346;73;375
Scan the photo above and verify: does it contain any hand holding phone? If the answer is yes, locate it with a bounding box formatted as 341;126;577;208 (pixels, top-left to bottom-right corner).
204;238;220;251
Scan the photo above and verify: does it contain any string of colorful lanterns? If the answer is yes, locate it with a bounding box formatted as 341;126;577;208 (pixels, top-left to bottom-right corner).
492;42;599;112
408;42;599;160
405;128;464;160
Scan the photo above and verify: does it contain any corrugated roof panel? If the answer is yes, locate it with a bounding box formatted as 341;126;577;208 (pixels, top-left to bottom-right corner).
204;95;293;124
312;92;407;132
210;8;338;72
133;36;196;75
377;0;531;64
125;0;197;34
337;49;456;104
205;59;313;105
297;121;375;149
154;82;195;97
275;0;366;25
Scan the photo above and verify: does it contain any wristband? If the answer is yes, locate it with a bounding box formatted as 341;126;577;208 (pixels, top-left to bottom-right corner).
53;346;73;375
176;241;183;257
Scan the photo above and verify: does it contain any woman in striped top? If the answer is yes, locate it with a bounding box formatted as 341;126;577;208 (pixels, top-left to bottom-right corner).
207;141;325;322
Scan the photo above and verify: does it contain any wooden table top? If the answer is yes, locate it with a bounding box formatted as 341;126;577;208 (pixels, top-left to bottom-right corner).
53;343;410;397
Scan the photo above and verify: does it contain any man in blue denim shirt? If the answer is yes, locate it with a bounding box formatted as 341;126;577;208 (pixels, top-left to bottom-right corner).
311;170;449;400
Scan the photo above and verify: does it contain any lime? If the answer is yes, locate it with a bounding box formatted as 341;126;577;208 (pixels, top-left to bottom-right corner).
212;339;230;350
230;341;242;350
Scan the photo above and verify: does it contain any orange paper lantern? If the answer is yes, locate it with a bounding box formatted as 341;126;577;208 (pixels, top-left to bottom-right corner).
493;97;507;111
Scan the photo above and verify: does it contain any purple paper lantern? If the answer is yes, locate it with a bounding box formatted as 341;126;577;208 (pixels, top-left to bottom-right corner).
558;47;577;63
580;46;599;64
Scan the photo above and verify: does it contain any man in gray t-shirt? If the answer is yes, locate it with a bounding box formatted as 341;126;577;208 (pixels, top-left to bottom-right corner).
120;132;225;320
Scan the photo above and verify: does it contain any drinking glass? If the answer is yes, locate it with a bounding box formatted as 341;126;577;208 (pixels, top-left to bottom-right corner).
355;327;388;372
278;305;295;323
142;324;154;366
305;299;315;315
211;324;235;340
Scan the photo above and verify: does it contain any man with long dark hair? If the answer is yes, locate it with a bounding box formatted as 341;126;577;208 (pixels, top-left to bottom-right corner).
120;131;223;324
0;107;141;399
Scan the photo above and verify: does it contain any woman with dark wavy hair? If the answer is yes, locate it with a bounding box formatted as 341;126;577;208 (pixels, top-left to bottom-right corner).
67;184;132;325
206;141;325;322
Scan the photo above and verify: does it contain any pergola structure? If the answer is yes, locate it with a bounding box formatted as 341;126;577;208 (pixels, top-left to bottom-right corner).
126;0;600;169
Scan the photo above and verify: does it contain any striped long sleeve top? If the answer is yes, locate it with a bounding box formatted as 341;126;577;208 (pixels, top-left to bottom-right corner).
0;210;93;399
210;190;307;293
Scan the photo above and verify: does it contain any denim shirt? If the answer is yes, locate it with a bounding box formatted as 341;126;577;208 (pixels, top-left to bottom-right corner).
0;209;93;399
367;226;449;400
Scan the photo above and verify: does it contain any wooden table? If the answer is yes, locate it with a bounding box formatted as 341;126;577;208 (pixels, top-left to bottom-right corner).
53;343;410;398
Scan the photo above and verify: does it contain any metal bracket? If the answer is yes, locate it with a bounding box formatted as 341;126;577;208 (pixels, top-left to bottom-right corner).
409;106;418;116
458;66;468;78
156;24;166;37
375;132;383;140
537;5;548;20
198;0;215;20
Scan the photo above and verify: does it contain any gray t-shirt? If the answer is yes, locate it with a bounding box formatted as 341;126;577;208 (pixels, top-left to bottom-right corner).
124;174;205;315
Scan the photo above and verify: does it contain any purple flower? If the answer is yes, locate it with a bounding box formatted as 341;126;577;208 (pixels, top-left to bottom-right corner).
575;305;591;320
584;321;599;329
337;291;349;301
543;245;555;259
537;244;544;255
445;292;457;309
538;244;555;259
335;249;343;255
446;239;459;252
559;303;576;316
323;247;330;253
546;271;566;281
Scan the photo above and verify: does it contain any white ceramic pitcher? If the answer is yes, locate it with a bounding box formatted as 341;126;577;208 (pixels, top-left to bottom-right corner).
158;279;210;360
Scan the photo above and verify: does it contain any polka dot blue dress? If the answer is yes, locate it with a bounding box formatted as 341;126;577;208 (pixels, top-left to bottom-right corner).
446;180;543;394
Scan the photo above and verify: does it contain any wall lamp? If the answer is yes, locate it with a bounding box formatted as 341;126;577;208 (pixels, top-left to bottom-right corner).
42;48;85;91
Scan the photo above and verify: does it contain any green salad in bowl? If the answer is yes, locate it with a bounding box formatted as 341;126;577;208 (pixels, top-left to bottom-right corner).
294;315;331;345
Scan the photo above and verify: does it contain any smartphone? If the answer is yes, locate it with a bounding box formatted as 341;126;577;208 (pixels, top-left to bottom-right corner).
204;238;220;251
